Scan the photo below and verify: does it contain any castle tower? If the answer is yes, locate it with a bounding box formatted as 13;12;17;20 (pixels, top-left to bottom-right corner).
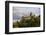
30;12;32;16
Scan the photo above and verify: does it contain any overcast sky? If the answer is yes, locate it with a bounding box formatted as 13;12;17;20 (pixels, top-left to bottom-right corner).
13;7;40;16
13;7;40;20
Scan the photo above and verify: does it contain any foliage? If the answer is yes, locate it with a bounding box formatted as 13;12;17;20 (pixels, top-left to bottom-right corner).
13;15;40;28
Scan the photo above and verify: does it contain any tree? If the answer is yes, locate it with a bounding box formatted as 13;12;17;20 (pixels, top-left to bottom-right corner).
13;13;40;28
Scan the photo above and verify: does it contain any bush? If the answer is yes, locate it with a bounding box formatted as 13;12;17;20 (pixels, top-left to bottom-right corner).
13;15;40;28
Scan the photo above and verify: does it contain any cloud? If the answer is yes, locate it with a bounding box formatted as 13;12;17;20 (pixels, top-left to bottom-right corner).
13;7;40;16
13;7;40;20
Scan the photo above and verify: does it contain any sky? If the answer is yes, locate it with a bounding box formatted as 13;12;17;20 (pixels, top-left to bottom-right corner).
13;7;40;20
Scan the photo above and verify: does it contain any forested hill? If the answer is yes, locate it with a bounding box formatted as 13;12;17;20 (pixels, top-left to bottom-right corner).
13;15;40;28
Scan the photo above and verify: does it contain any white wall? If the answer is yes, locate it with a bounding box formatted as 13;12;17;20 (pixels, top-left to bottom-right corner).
0;0;46;35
